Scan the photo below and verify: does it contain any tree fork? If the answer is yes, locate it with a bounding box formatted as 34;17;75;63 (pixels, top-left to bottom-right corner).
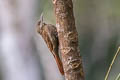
52;0;85;80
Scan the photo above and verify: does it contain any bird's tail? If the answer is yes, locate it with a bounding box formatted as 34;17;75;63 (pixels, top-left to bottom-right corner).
54;55;64;75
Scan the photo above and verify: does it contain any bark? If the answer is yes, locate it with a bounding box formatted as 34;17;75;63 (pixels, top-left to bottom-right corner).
52;0;85;80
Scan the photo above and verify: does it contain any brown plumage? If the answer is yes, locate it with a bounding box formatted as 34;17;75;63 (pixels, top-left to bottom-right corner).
36;15;64;75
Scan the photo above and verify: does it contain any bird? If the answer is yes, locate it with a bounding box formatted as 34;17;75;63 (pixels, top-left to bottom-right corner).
36;14;64;75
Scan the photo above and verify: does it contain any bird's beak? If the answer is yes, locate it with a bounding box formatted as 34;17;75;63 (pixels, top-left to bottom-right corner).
39;13;43;29
36;13;43;34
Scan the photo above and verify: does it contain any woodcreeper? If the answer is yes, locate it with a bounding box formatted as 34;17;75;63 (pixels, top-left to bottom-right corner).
36;14;64;75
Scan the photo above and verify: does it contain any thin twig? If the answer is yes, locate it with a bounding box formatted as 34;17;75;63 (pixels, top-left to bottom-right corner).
105;46;120;80
115;73;120;80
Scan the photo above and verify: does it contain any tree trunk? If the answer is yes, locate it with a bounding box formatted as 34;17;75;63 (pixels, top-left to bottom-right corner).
52;0;85;80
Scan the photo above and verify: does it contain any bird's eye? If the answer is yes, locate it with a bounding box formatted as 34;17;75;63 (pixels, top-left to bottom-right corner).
38;21;41;25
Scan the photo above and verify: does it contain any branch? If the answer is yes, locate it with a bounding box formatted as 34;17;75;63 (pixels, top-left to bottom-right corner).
52;0;85;80
105;47;120;80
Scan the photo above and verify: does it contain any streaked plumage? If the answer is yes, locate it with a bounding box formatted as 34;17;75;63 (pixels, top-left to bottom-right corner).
36;15;64;75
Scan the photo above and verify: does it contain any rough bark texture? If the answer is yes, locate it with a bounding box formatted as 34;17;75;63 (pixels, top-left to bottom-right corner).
52;0;85;80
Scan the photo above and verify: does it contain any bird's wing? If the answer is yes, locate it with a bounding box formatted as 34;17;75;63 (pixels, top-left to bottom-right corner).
43;26;64;75
42;30;53;53
47;25;58;55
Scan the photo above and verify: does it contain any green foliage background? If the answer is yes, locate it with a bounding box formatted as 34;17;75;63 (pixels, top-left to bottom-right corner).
37;0;120;80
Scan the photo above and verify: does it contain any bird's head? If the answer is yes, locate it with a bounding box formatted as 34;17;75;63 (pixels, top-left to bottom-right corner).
36;13;45;34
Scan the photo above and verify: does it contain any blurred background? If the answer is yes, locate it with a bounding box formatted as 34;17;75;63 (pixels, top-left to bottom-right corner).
0;0;120;80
